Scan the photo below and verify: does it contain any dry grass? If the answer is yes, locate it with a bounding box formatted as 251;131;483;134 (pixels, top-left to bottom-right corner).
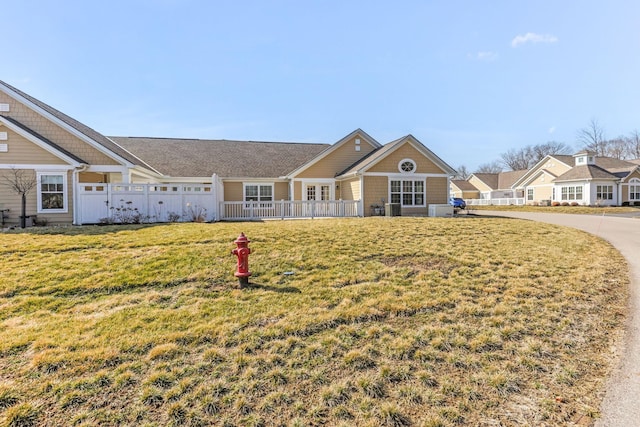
0;217;628;426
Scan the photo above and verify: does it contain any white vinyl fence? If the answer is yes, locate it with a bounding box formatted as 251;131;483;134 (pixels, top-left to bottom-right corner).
78;184;361;224
466;198;525;206
77;183;216;224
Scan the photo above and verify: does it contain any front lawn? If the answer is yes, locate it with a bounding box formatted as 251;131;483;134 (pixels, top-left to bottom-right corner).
0;218;628;426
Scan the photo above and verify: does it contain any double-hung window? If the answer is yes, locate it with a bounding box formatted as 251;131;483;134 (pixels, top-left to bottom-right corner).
596;185;613;200
37;172;67;213
527;188;534;201
244;183;273;208
630;179;640;200
390;179;425;206
560;185;583;201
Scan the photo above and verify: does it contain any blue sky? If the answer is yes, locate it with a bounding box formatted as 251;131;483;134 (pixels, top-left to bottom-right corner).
3;0;639;171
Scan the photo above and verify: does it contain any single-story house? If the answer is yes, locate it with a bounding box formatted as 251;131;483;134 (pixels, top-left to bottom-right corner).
450;179;480;200
512;151;640;206
0;80;456;226
462;170;527;200
457;152;640;206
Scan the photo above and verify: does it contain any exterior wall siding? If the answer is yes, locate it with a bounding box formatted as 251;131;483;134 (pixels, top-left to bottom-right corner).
0;169;73;226
468;176;493;192
0;128;68;164
293;181;301;200
541;158;572;176
296;135;377;179
339;177;361;201
79;172;109;183
224;182;243;201
426;177;448;205
527;174;554;202
274;182;289;201
0;92;119;166
532;186;553;201
363;176;388;216
367;144;443;174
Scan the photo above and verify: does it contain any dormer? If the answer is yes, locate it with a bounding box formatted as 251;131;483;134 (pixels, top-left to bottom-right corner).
573;150;596;166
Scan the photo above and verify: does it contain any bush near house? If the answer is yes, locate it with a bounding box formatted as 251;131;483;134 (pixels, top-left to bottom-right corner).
0;218;628;426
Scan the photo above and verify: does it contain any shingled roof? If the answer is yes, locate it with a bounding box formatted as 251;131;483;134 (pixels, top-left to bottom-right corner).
110;137;330;178
451;179;479;191
0;80;148;168
554;165;619;181
497;169;527;189
471;173;499;189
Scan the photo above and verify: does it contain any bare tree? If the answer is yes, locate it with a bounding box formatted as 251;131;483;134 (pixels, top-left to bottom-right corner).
627;130;640;160
500;146;532;171
453;164;470;180
475;161;503;174
607;137;629;159
532;141;573;161
577;118;607;156
500;141;572;171
1;168;37;228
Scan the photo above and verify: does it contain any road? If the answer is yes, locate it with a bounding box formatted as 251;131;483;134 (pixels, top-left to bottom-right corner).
475;211;640;427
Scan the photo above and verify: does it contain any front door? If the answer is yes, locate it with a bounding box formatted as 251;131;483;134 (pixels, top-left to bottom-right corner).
304;184;332;216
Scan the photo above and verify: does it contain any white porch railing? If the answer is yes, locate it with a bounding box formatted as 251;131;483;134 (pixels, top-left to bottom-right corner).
221;200;360;220
466;198;525;206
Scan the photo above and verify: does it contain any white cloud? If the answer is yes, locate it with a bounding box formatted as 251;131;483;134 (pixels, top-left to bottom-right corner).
511;32;558;48
476;51;499;61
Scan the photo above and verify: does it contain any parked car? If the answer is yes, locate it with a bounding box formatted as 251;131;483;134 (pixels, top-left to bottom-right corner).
449;197;466;209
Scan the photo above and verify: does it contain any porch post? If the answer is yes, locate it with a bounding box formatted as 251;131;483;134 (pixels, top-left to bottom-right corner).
212;174;219;221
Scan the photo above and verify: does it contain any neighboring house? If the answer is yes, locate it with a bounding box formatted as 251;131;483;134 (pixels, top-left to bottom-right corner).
450;179;480;199
464;170;527;200
509;152;640;206
458;152;640;207
0;80;456;226
537;151;639;206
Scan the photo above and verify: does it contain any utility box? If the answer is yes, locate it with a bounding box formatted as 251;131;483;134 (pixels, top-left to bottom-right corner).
385;203;401;217
428;204;453;217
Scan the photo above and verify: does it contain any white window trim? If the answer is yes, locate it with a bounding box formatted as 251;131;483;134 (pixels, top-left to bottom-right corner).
527;188;534;201
630;178;640;200
398;158;416;173
596;184;614;200
389;177;426;207
303;182;335;201
560;185;584;201
243;183;275;208
37;171;68;213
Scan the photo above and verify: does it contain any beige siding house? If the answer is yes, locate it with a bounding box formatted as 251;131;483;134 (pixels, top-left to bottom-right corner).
458;152;640;206
0;80;456;226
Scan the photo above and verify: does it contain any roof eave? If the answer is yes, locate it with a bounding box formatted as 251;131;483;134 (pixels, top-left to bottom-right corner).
0;115;86;166
0;81;134;167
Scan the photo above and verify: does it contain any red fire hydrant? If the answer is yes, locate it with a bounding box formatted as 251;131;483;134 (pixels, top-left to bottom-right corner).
232;232;252;288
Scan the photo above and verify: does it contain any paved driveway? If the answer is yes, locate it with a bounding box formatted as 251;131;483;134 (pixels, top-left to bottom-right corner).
476;211;640;426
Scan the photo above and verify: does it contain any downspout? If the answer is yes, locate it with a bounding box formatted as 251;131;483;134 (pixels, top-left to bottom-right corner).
72;164;88;225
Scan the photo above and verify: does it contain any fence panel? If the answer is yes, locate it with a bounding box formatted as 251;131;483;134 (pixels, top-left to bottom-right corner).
78;183;216;224
466;198;525;206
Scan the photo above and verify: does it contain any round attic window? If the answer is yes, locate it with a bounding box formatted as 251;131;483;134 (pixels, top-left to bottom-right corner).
399;159;416;173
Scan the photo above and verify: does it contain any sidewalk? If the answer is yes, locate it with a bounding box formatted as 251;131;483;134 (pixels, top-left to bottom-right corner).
476;211;640;426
